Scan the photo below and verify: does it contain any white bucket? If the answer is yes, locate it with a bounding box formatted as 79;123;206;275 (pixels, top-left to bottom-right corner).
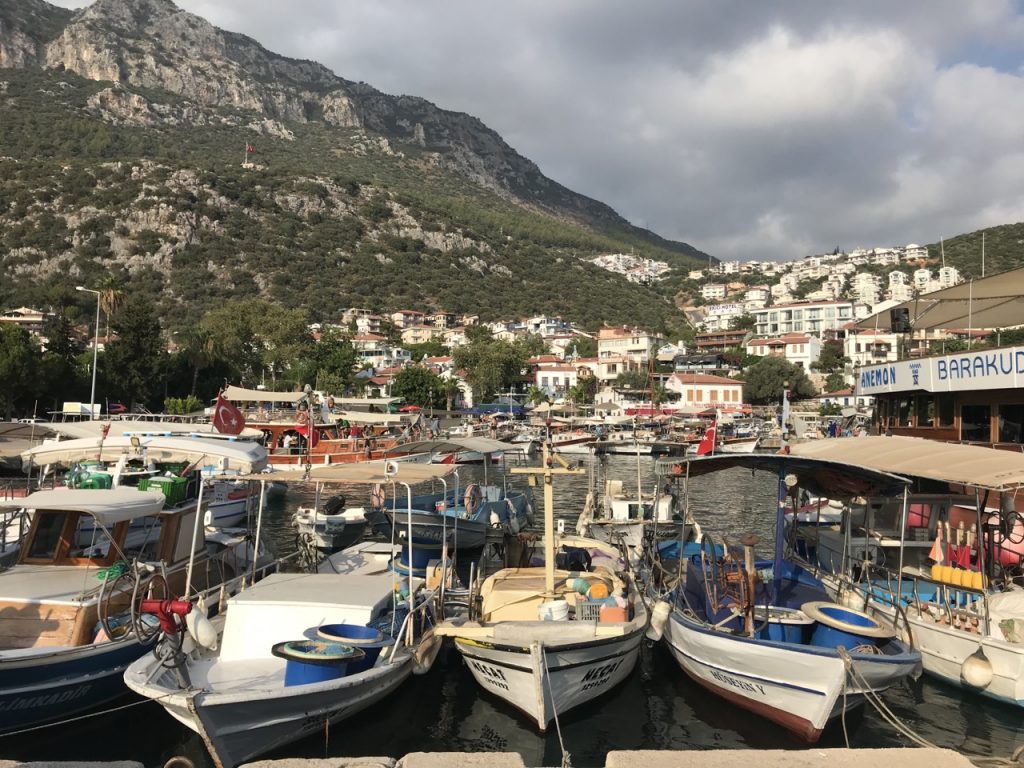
538;600;569;621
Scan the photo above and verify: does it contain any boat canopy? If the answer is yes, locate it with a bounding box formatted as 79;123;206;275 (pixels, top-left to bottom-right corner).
331;396;400;407
44;420;264;440
21;435;268;474
0;488;166;524
386;437;515;456
656;452;910;499
229;462;458;484
339;410;406;425
790;436;1024;493
223;386;306;404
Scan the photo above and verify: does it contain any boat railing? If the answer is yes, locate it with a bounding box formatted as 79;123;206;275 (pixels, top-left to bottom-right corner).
843;560;991;638
388;587;438;660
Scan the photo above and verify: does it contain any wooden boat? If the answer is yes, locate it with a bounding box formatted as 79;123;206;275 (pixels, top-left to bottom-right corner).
435;441;647;730
646;453;921;742
0;445;269;735
787;436;1024;708
124;463;456;768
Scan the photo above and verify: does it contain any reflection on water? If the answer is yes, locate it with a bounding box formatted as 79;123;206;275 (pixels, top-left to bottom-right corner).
2;455;1022;767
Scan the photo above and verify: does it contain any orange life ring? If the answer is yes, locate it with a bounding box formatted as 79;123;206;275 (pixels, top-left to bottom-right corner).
371;483;386;508
296;410;309;425
464;484;483;517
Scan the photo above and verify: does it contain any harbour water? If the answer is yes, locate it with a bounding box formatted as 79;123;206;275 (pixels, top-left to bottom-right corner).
1;455;1022;767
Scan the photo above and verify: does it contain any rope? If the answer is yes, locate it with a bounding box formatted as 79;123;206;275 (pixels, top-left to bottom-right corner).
837;647;1024;767
94;560;128;582
540;646;572;768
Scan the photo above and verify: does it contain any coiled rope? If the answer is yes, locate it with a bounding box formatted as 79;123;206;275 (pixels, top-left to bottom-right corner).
837;647;1024;768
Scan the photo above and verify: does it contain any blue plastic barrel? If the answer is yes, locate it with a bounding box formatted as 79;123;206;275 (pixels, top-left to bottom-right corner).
271;640;365;686
806;604;888;650
309;624;395;673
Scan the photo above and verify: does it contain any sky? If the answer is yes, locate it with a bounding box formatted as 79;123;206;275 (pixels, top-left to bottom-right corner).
51;0;1024;263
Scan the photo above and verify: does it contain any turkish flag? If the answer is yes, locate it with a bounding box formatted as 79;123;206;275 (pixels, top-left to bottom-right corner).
294;424;320;448
212;392;245;435
246;143;256;153
695;420;717;456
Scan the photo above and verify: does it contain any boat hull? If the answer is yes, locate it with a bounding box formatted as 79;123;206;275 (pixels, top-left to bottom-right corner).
0;639;146;733
454;628;643;730
661;608;919;742
125;653;413;767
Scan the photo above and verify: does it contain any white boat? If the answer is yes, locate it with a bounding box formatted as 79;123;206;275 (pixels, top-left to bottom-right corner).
647;453;921;742
124;463;455;768
293;498;368;554
435;441;647;730
575;478;693;554
787;437;1024;709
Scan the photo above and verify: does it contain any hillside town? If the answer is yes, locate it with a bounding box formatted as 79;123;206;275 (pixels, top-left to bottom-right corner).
0;242;977;420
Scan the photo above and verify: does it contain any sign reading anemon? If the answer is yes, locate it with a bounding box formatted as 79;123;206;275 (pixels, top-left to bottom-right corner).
856;345;1024;396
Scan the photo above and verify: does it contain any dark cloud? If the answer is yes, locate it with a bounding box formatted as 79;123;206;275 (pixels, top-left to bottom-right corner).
50;0;1024;261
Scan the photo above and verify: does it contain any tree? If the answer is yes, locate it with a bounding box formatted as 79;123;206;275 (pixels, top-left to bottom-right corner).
0;324;38;418
729;314;756;332
452;335;528;402
295;327;357;394
812;340;848;374
515;333;549;358
742;356;815;404
439;377;462;411
178;327;223;396
566;336;596;358
567;375;597;405
823;372;847;393
390;366;444;407
615;370;648;391
406;340;449;361
95;272;125;343
103;295;164;410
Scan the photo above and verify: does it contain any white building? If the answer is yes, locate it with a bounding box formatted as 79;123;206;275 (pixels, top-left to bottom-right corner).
700;303;746;333
938;266;962;289
664;373;745;410
752;300;859;337
745;333;821;370
534;365;579;399
844;328;899;368
701;283;728;301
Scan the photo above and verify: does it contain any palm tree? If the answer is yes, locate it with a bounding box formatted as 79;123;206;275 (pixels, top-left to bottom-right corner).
179;328;223;396
526;386;548;407
95;273;124;344
439;377;462;412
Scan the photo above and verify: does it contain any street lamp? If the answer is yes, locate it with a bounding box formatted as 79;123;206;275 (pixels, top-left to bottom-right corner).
76;286;101;420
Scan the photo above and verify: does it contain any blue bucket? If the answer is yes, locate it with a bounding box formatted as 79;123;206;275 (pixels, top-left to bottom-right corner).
308;624;396;674
806;603;889;650
758;606;815;644
271;640;365;686
399;542;442;570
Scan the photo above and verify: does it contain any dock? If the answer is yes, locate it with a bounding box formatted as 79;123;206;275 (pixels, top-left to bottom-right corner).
0;747;978;768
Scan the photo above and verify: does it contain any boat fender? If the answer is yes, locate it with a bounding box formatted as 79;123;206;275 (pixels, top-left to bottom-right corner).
646;599;671;641
186;601;219;651
961;647;994;689
507;499;521;534
464;484;482;517
413;629;442;674
490;510;502;527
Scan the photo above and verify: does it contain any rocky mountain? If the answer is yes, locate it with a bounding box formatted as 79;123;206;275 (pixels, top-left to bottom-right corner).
0;0;708;332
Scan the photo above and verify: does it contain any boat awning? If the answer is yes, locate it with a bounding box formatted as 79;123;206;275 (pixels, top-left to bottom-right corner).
232;463;459;485
0;488;166;524
385;437;516;456
44;420;264;440
656;452;910;498
340;410;406;425
332;397;400;407
21;435;268;474
790;436;1024;493
856;267;1024;332
223;386;306;404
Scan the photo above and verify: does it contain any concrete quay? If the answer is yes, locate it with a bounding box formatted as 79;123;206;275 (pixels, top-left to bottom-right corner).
0;747;979;768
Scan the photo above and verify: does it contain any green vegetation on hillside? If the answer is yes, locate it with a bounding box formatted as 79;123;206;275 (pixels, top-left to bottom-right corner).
927;224;1024;278
0;68;703;334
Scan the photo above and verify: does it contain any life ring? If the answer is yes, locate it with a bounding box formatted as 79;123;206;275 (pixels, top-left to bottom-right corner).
371;483;386;508
296;410;309;425
464;484;483;517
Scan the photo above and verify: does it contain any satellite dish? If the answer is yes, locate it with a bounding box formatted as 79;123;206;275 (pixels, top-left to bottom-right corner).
384;460;399;478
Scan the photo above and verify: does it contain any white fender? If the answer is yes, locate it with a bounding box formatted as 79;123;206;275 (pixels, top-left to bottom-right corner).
646;599;671;641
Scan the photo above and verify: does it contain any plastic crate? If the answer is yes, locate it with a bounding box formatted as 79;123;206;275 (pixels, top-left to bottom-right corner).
576;601;602;622
138;475;189;507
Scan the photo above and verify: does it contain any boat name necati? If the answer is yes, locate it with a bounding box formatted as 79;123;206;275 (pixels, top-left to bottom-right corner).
468;660;509;690
581;659;625;691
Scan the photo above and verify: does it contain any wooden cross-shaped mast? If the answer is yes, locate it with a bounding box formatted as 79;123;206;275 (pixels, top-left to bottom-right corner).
510;437;585;596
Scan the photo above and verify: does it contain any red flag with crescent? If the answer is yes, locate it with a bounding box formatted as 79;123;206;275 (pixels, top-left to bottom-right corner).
695;420;717;456
294;424;320;448
212;391;245;435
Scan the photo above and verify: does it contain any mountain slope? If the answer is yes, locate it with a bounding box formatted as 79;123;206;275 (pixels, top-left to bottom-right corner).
0;0;709;333
926;224;1024;279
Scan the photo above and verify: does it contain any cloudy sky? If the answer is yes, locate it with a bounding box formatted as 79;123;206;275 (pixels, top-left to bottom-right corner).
53;1;1024;262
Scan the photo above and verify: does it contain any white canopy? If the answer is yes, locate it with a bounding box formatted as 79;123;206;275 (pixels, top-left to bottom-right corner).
234;462;458;485
223;385;306;404
332;397;400;406
386;437;516;456
0;488;166;525
44;420;264;440
22;435;267;474
340;410;406;425
791;435;1024;492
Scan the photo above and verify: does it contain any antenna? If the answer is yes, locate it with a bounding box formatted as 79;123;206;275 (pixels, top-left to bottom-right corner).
982;232;985;278
940;237;945;270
